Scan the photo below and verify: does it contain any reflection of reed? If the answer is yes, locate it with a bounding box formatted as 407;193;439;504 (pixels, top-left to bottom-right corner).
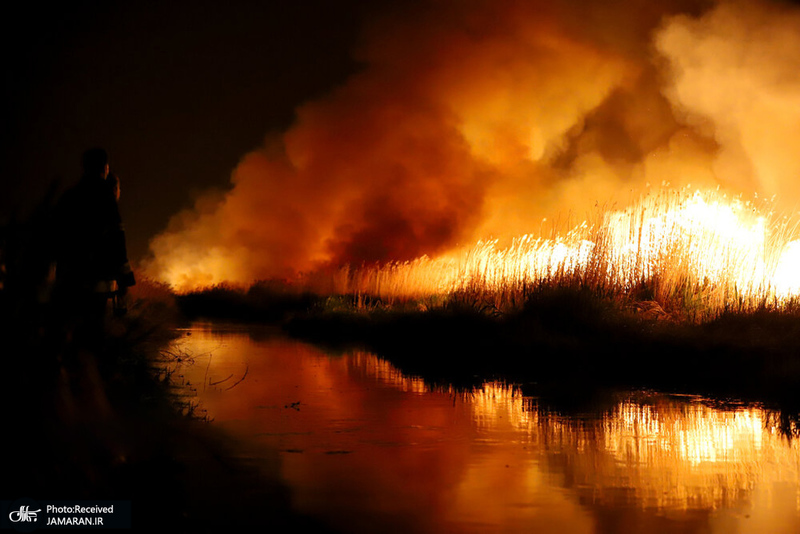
170;333;799;530
463;382;800;513
466;381;538;431
348;351;430;394
605;400;766;466
594;399;792;510
323;189;800;320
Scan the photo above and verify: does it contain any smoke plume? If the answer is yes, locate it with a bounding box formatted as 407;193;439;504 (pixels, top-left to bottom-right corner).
145;0;800;290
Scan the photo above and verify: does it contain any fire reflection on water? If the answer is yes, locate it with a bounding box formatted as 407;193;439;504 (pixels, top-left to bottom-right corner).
596;400;796;511
168;326;800;532
463;382;800;513
348;351;429;394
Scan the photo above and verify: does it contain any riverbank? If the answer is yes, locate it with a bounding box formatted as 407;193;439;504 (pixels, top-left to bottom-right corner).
129;279;800;431
169;281;800;412
282;286;800;418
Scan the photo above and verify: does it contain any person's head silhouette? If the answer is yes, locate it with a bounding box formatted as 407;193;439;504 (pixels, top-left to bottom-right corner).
81;148;109;179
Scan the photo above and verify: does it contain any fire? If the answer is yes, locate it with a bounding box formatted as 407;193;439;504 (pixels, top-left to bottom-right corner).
774;241;800;297
328;188;800;313
143;0;800;317
152;186;800;318
601;189;776;304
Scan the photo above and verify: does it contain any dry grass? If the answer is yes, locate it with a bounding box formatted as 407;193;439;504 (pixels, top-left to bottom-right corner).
306;189;800;323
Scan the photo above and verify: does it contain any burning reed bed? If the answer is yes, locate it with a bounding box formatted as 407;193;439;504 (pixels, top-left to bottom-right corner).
170;188;800;407
317;188;800;323
280;189;800;407
173;189;800;350
168;188;800;325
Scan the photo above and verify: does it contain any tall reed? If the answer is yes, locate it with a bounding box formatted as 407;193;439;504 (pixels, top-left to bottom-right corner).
323;189;800;321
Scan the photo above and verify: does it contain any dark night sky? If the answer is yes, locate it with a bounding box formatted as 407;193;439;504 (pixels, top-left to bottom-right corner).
1;0;387;262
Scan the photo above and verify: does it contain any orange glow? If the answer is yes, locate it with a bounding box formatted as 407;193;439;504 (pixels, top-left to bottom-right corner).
327;188;800;316
144;0;800;319
167;328;800;530
153;187;800;318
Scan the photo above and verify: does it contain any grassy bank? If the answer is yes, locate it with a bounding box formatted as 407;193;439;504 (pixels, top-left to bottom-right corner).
283;285;800;414
168;277;800;415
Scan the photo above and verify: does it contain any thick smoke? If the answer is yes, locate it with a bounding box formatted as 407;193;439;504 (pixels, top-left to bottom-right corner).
656;0;800;201
146;0;800;290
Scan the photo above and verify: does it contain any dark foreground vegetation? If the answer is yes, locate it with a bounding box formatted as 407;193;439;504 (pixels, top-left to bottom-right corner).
290;289;800;412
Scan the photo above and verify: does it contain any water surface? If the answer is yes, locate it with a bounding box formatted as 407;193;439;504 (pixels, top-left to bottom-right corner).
166;323;800;533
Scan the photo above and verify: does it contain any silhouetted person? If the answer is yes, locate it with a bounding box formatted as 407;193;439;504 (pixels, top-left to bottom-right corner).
105;172;133;315
53;148;135;341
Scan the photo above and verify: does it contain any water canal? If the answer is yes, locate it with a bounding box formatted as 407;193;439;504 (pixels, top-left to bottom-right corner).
164;323;800;533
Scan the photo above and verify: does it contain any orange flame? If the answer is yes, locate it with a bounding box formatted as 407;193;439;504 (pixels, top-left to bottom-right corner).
327;188;800;310
144;0;800;310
